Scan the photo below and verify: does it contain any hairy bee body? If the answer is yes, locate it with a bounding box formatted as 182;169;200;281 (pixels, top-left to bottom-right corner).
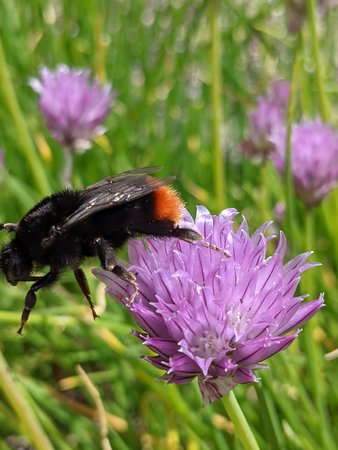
0;167;201;333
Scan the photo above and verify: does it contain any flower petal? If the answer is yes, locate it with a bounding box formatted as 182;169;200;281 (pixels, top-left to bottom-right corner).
94;205;323;405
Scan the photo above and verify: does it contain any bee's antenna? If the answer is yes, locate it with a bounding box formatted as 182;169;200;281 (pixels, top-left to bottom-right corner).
0;223;18;233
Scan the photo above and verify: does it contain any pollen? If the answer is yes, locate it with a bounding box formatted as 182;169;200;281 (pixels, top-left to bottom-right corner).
153;185;183;224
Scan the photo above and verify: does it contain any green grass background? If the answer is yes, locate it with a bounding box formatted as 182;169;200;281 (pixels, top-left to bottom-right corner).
0;1;338;449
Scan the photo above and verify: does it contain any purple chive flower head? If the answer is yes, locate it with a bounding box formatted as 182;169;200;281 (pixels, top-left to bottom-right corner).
271;119;338;207
94;207;323;405
29;65;114;152
242;81;289;161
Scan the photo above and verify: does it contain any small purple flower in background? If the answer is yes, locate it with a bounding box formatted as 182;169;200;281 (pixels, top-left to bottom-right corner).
242;80;289;161
273;201;286;224
271;119;338;207
286;0;338;34
94;206;323;405
29;65;114;152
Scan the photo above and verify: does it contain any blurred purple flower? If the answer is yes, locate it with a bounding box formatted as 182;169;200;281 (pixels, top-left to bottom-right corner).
271;119;338;207
287;0;338;34
242;81;289;161
273;201;286;224
94;207;323;405
30;65;114;152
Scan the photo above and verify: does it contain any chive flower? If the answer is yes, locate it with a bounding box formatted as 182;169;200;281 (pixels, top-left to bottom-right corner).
29;64;114;152
94;207;323;405
242;81;289;161
271;119;338;207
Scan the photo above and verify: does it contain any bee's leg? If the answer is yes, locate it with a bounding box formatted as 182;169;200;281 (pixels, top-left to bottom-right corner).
170;228;231;256
17;275;44;282
0;223;18;232
17;271;59;335
95;237;139;302
134;222;230;256
74;268;99;320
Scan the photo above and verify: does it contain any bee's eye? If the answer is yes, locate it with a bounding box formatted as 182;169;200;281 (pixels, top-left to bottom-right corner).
0;244;31;284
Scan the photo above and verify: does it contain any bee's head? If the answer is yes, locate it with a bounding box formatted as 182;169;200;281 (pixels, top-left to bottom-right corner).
0;241;32;285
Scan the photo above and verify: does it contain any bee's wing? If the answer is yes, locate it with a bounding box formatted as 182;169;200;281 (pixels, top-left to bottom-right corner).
60;167;174;230
81;166;162;192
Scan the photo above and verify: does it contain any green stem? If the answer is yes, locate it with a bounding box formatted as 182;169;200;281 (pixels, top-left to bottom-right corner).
299;31;312;116
0;351;54;450
302;209;336;450
320;194;338;274
0;38;50;196
61;147;74;188
302;210;318;397
306;0;330;121
222;391;260;450
306;0;338;287
308;0;338;281
284;46;300;251
209;0;226;211
255;383;285;450
260;161;271;222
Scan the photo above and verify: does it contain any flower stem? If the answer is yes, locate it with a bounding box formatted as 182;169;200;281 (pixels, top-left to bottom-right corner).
302;209;336;450
306;0;330;121
284;45;300;251
255;383;285;450
0;38;50;196
306;0;338;286
209;0;226;211
61;147;74;188
222;391;260;450
0;351;54;450
260;161;271;222
302;210;318;396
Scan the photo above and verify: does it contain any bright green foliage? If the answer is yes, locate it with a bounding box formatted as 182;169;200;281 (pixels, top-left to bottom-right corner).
0;1;338;449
